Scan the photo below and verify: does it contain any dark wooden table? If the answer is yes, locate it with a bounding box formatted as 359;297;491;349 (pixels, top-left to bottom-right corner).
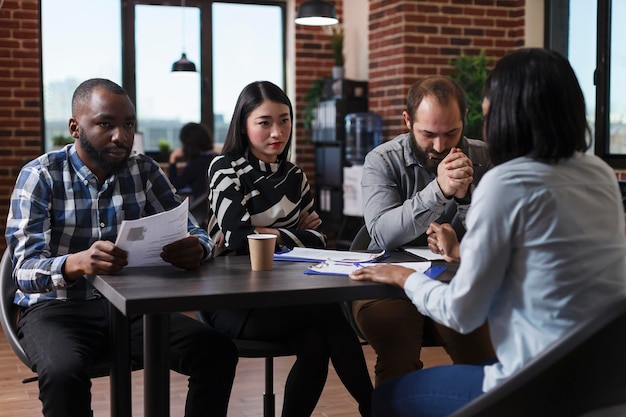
87;253;424;417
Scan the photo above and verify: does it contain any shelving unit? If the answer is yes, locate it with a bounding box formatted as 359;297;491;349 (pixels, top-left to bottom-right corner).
312;79;368;248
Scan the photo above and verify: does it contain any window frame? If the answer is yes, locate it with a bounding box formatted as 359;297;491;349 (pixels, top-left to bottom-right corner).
39;0;286;153
546;0;626;168
120;0;287;139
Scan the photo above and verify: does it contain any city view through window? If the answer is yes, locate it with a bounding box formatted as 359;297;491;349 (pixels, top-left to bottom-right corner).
42;1;284;153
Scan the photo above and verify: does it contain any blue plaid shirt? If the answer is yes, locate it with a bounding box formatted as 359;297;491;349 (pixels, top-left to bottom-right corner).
5;145;214;307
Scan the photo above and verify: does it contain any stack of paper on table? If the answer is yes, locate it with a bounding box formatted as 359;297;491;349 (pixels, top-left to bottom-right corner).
304;260;447;279
274;247;386;263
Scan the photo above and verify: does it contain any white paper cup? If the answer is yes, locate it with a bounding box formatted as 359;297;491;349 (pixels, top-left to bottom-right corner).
247;234;277;271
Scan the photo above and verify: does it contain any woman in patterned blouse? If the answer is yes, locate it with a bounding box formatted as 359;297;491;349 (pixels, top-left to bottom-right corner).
204;81;373;417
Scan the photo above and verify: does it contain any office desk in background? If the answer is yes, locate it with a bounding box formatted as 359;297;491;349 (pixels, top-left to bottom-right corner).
87;254;414;417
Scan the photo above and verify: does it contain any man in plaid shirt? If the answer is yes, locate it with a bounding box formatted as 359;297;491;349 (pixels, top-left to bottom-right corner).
5;78;237;417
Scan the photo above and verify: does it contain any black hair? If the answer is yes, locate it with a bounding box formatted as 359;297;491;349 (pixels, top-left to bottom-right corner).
221;81;293;161
71;78;128;116
179;122;214;159
483;48;591;166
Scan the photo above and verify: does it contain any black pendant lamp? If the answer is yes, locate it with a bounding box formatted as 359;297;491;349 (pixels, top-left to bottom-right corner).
295;0;338;26
171;0;197;72
172;52;196;72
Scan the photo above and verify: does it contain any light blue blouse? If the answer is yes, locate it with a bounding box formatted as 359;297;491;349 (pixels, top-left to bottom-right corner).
404;153;626;391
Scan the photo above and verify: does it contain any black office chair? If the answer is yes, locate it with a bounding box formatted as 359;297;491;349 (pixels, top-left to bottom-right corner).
618;180;626;210
338;225;371;341
449;297;626;417
350;222;372;252
0;248;32;379
0;249;140;385
342;224;442;347
195;311;295;417
188;190;210;230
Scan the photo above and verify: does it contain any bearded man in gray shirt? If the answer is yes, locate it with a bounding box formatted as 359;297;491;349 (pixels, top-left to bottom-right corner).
353;76;496;387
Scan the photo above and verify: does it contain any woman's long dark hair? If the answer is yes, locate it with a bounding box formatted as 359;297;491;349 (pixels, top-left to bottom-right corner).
221;81;293;161
483;48;591;166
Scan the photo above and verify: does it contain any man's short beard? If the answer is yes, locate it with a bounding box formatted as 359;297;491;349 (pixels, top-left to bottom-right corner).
79;131;129;172
409;131;440;174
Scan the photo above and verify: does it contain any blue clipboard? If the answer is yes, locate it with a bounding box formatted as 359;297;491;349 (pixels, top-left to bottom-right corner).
424;265;447;279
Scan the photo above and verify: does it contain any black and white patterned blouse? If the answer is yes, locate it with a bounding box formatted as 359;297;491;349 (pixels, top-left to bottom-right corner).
207;150;327;255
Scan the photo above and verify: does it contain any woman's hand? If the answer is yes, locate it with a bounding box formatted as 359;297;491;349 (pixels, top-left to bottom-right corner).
298;210;321;231
253;227;282;245
349;264;415;288
214;233;226;253
169;148;185;164
426;222;461;263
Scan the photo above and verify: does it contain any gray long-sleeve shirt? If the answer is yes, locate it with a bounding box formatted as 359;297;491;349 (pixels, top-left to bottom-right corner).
362;133;490;250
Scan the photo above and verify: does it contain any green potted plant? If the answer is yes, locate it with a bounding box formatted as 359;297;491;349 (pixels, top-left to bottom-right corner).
449;50;493;140
158;139;171;162
302;77;327;133
330;26;344;79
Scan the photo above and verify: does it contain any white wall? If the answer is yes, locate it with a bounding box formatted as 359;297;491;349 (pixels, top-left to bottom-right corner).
343;0;369;81
525;0;545;47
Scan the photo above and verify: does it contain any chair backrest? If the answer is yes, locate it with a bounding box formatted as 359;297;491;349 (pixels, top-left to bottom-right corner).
350;224;371;251
341;225;372;341
0;249;32;367
449;298;626;417
188;190;209;230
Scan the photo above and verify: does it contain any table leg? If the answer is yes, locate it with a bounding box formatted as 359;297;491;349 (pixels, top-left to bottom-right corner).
109;303;132;417
144;313;170;417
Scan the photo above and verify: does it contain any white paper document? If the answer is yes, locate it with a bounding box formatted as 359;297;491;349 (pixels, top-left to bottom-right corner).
115;199;189;267
274;247;386;263
305;260;435;277
401;246;445;261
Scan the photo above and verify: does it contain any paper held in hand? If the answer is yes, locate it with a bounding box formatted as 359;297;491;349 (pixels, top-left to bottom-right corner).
273;247;386;263
115;199;189;267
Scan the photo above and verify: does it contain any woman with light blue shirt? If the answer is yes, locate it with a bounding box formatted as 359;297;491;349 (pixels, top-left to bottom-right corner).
349;48;626;417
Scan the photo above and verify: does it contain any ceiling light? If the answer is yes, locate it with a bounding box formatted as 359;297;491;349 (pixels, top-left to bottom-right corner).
171;0;197;72
295;0;338;26
171;53;197;72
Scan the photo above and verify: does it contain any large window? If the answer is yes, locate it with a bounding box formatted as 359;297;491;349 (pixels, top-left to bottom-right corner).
212;2;285;144
608;1;626;155
41;1;121;151
567;1;596;150
42;0;286;153
548;0;626;167
134;4;202;152
124;0;286;153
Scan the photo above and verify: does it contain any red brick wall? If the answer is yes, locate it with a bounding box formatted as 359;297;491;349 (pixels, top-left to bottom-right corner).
0;0;42;254
293;0;343;185
368;0;526;140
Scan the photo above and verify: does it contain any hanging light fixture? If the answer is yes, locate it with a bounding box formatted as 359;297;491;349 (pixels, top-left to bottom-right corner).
172;52;196;72
171;0;197;72
295;0;338;26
